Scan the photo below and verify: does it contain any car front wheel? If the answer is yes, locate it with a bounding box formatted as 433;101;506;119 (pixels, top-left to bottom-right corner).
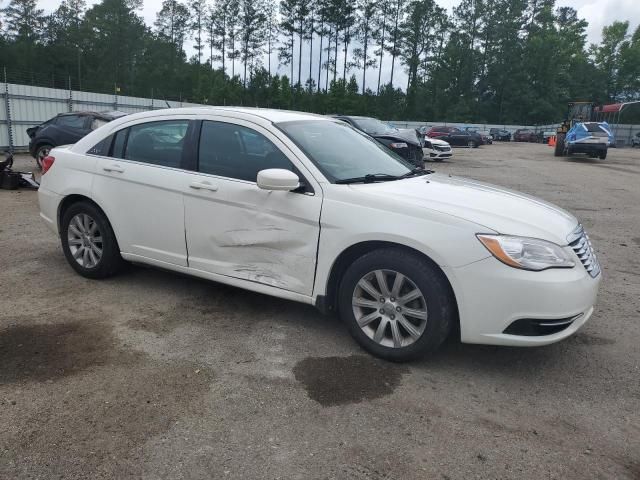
61;201;123;279
338;248;454;362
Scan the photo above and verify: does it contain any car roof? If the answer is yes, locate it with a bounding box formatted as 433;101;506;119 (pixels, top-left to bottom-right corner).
58;111;123;120
72;107;333;152
108;107;327;125
333;115;374;120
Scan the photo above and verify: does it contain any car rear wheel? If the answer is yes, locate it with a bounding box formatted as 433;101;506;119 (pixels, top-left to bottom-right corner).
467;140;477;148
599;150;607;160
338;248;454;362
61;201;123;279
35;144;53;170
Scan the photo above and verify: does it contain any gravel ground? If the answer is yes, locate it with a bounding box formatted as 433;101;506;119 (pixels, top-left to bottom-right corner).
1;143;639;479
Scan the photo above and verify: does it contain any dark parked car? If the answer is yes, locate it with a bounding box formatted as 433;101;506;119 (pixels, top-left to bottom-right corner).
464;127;493;144
489;128;511;141
27;111;126;169
333;116;424;168
425;126;482;148
513;129;538;142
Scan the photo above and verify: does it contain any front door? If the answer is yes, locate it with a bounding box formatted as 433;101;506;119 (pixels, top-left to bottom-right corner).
183;119;322;296
91;119;193;266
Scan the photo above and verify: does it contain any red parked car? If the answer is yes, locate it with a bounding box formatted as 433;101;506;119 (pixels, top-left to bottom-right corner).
513;129;539;142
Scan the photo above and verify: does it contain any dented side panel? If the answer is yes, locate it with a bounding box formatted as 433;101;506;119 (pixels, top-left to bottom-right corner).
184;178;321;296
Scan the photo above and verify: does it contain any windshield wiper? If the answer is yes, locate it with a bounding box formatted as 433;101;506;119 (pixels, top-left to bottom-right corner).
335;169;434;184
399;167;434;178
335;173;402;184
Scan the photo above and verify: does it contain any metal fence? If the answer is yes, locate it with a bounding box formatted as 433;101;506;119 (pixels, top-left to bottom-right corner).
0;82;204;152
2;81;639;151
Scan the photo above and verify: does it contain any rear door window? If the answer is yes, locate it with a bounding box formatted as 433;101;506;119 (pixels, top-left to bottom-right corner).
111;129;128;159
124;120;189;168
87;135;113;156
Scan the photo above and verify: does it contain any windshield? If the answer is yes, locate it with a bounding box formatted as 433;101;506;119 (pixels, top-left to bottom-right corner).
277;120;414;182
350;117;397;135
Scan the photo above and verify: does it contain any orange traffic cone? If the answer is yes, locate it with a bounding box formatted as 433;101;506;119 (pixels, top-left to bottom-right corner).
548;135;556;147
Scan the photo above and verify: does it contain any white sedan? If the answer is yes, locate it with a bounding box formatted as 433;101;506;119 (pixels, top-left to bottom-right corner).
422;137;453;161
38;108;601;361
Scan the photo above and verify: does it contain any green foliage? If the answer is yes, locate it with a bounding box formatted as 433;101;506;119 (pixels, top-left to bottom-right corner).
0;0;637;123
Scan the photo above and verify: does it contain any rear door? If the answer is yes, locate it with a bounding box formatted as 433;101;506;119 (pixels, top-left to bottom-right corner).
183;118;322;295
54;114;93;144
90;118;195;266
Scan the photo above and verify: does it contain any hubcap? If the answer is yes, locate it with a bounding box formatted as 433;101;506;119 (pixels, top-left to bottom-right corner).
67;213;103;269
37;147;50;163
352;269;428;348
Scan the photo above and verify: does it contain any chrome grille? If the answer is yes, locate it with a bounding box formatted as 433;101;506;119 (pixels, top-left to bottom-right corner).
568;225;600;278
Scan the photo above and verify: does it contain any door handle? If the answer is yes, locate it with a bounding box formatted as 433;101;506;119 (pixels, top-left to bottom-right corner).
189;181;218;192
103;165;125;173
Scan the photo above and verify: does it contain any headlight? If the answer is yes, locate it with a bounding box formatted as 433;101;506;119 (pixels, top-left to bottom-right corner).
389;142;408;148
477;234;575;271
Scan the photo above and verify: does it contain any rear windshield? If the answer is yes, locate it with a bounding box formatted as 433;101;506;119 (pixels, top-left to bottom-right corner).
584;123;604;132
350;117;396;135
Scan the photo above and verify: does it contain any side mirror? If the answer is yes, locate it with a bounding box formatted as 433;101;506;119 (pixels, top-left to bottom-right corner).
257;168;300;191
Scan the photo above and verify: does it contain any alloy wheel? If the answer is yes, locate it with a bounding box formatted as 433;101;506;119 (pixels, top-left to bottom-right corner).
67;213;103;269
37;146;51;168
352;269;428;348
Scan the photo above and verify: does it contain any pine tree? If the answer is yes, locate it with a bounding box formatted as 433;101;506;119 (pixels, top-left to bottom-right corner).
239;0;267;86
352;0;378;94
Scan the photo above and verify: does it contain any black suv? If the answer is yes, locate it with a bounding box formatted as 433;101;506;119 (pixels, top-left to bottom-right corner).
333;115;424;168
27;111;126;169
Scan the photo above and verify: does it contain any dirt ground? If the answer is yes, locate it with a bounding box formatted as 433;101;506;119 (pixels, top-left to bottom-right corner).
1;143;639;479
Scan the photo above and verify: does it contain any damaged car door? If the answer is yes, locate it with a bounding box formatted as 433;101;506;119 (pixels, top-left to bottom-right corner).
183;119;322;295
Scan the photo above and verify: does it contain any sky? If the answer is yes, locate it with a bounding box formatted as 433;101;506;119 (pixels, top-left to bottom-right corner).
36;0;639;91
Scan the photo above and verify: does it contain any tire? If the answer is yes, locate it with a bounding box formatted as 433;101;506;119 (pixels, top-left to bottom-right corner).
338;248;455;362
599;150;607;160
35;144;53;170
554;133;565;157
467;140;477;148
60;201;123;279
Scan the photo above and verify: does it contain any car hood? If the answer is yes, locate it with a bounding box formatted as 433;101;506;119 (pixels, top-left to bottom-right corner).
372;129;421;146
351;173;578;245
425;138;450;147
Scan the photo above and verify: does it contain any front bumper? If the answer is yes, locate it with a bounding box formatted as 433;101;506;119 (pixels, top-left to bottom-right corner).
446;256;601;346
423;148;452;160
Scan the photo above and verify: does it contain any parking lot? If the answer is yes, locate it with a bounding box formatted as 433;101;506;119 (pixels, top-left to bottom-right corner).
1;142;639;479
